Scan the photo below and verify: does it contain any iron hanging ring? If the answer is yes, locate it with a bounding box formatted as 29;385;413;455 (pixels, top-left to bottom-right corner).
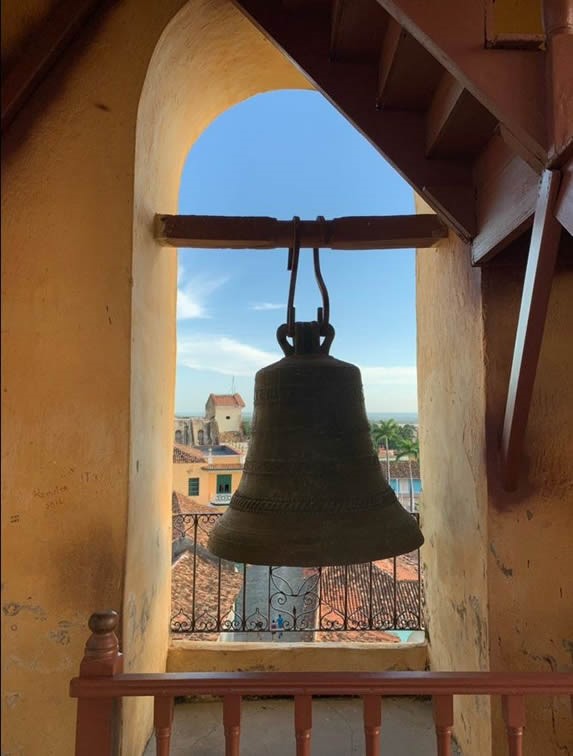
313;216;330;335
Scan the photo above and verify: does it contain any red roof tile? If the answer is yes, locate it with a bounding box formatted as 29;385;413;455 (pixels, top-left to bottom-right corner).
171;549;243;640
172;491;214;516
378;460;421;478
173;444;205;464
207;393;246;408
314;561;421;635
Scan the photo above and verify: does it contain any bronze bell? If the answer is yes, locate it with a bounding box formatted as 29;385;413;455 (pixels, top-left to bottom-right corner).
207;318;424;566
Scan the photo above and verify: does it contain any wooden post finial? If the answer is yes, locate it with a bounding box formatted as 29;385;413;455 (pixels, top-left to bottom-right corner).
80;610;122;677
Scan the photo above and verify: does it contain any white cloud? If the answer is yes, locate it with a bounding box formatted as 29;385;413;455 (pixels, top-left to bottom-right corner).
176;271;228;320
250;302;285;311
178;335;280;376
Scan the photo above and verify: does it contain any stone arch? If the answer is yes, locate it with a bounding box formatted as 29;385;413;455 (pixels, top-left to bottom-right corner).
124;2;308;749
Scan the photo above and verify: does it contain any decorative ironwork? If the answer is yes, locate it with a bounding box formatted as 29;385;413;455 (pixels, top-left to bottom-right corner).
171;512;423;637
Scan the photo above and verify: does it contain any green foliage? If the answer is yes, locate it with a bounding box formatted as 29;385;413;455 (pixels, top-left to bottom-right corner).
241;419;252;438
370;419;418;452
395;439;420;461
370;419;400;450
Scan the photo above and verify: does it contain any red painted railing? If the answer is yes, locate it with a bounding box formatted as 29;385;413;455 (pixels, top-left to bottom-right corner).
70;611;573;756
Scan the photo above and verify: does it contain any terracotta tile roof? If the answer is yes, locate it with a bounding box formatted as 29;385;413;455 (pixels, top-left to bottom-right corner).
316;561;421;633
375;553;420;582
172;491;214;516
207;393;246;408
173;444;205;464
171;549;243;640
379;460;421;479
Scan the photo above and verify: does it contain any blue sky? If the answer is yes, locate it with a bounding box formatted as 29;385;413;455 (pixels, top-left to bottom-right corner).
175;90;417;415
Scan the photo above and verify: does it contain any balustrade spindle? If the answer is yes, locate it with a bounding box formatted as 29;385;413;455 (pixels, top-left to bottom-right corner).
154;697;174;756
223;694;242;756
502;695;526;756
433;694;454;756
363;695;382;756
74;611;123;756
294;695;312;756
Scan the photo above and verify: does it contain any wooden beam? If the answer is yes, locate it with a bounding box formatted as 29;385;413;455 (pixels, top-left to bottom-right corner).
155;214;449;250
233;0;476;240
500;170;562;491
330;0;389;64
376;0;547;165
543;0;573;163
1;0;110;132
426;73;497;158
472;135;540;265
425;73;465;155
377;18;443;110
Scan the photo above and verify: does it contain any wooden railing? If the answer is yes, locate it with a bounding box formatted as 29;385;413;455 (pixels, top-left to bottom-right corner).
70;611;573;756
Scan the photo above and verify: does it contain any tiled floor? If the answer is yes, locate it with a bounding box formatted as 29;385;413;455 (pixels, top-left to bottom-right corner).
144;696;458;755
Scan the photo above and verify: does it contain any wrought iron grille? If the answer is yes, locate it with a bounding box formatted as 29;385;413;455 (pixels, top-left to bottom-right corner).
171;512;423;639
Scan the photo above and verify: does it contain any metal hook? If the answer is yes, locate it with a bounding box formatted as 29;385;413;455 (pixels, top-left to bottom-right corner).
286;216;300;337
313;216;330;335
285;215;331;338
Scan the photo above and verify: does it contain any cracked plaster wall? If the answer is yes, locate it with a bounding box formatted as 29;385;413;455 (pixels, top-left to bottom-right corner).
2;1;307;754
417;192;573;755
483;258;573;755
415;204;491;756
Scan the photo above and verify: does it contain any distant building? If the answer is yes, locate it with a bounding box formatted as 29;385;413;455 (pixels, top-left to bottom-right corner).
172;443;244;507
378;459;422;510
205;393;245;439
174;393;246;446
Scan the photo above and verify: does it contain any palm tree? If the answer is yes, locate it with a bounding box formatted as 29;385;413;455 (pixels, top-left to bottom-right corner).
395;439;419;461
370;419;400;450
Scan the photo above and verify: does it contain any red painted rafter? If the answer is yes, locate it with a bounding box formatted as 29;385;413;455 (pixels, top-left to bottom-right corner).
500;170;563;491
233;0;476;240
375;0;547;166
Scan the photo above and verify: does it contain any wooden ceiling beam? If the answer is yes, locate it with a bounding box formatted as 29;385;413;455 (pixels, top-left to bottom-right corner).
543;0;573;163
155;214;449;250
377;18;443;111
425;73;465;156
426;73;498;159
234;0;476;241
330;0;389;64
1;0;110;132
500;170;562;491
376;0;547;165
471;136;540;265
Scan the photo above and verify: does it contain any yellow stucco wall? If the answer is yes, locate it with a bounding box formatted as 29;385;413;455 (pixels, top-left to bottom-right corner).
482;259;573;755
417;194;573;754
168;641;428;674
415;199;492;755
173;460;243;505
1;1;308;754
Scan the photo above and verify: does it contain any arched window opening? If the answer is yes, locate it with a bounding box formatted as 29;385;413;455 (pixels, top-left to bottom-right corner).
170;90;423;646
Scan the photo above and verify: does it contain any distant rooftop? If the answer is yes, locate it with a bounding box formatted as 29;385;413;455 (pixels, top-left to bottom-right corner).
207;393;245;408
173;444;205;464
196;444;241;456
